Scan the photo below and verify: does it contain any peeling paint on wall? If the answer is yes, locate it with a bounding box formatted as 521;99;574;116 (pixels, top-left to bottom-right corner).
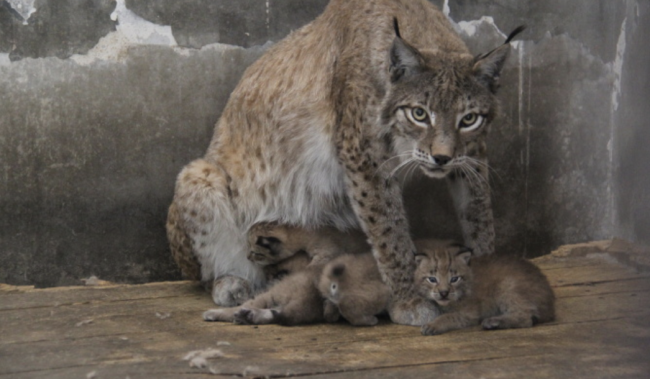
111;0;176;46
71;0;177;65
457;16;506;39
6;0;36;25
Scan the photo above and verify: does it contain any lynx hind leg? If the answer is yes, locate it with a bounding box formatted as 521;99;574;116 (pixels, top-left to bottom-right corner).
167;201;201;281
173;159;265;306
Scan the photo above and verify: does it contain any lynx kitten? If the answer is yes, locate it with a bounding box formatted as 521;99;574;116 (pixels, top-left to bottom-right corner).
247;222;369;267
414;240;555;335
168;0;523;325
319;254;391;326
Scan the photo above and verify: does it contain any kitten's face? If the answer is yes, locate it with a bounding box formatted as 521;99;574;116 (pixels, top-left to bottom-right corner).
381;39;510;179
247;223;296;265
414;241;473;307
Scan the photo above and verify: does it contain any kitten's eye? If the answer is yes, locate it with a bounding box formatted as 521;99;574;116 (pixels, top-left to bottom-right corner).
411;107;428;122
450;276;461;283
458;112;484;132
426;276;438;284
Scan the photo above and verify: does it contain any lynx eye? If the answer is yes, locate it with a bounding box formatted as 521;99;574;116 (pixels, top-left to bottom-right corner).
411;107;428;122
426;276;438;284
458;112;484;132
450;276;461;283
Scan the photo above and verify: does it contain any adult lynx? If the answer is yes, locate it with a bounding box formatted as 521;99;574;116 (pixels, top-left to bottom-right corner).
167;0;519;325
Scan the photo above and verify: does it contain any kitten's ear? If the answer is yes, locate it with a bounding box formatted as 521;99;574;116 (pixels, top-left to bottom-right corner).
390;18;425;82
455;246;473;265
473;25;525;93
414;253;427;266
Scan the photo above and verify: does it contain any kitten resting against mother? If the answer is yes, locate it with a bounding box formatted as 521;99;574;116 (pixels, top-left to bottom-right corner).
204;223;389;326
414;240;555;336
167;0;524;325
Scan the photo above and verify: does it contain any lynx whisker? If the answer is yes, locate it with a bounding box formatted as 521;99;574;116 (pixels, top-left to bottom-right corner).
462;156;502;182
401;160;420;187
377;153;413;175
458;161;490;191
389;158;417;180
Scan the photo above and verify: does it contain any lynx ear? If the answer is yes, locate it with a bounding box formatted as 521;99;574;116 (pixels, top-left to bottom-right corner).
472;44;510;93
390;19;425;82
455;246;474;266
473;25;525;93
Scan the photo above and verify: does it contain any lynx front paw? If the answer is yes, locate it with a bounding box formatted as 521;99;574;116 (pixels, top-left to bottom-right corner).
388;297;440;326
212;276;253;306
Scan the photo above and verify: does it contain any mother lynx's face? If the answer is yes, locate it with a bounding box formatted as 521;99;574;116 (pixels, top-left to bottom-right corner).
381;35;511;181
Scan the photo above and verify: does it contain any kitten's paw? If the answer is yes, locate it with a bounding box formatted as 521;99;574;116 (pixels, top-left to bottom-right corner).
234;308;278;325
233;308;253;325
348;315;379;327
388;297;440;326
212;276;253;306
203;309;230;322
421;322;446;336
482;317;501;330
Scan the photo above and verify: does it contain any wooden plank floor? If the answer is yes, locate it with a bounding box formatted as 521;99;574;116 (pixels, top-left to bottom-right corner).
1;239;649;379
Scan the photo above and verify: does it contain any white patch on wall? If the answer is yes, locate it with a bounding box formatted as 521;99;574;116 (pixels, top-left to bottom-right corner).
7;0;37;25
457;16;506;40
110;0;176;46
442;0;451;18
610;17;626;113
0;53;10;66
71;0;177;65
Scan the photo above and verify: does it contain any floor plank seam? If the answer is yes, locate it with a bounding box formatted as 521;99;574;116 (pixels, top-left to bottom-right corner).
552;276;650;288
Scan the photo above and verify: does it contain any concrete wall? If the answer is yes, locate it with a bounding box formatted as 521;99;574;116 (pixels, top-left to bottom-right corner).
1;0;648;287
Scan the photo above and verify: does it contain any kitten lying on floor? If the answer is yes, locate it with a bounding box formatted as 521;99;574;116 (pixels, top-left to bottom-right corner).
204;223;387;326
414;240;555;335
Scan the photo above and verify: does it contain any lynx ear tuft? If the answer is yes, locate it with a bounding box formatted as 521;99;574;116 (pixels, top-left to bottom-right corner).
472;44;510;93
473;25;525;93
389;19;425;82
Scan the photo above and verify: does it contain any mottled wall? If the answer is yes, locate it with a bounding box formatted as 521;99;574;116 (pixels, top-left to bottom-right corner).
1;0;647;287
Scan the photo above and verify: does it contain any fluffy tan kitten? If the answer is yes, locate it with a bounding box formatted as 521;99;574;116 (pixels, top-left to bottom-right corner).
414;240;555;335
318;253;391;326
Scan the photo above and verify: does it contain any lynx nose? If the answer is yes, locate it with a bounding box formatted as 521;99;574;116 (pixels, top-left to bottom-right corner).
439;290;449;299
432;155;451;166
